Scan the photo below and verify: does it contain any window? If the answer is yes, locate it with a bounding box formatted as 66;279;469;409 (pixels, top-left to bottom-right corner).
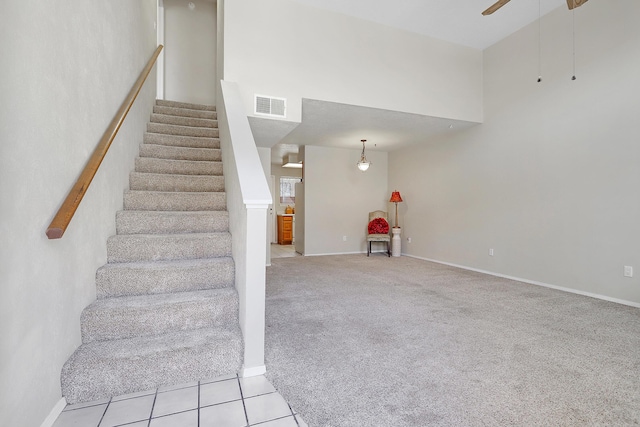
280;177;299;204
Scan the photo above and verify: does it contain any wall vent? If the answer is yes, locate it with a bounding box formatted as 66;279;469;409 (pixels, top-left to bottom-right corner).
255;95;286;118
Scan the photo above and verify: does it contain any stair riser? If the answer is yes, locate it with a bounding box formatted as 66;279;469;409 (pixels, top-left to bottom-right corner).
96;258;235;298
135;157;222;176
147;122;219;138
107;233;232;263
123;191;227;211
139;144;221;161
153;105;217;120
144;132;220;149
61;328;242;404
129;172;224;193
81;292;239;343
116;211;229;235
150;113;217;128
156;99;216;111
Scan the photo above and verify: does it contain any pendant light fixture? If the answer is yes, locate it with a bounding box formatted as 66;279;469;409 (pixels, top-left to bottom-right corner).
357;139;371;172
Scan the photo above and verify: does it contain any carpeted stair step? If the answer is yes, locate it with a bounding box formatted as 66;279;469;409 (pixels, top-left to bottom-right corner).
123;190;226;211
61;326;242;404
156;99;216;111
129;172;224;192
116;210;229;235
80;288;239;343
150;113;217;128
153;104;217;120
139;143;221;161
143;132;220;149
107;232;231;263
147;122;219;138
135;157;222;176
96;258;235;298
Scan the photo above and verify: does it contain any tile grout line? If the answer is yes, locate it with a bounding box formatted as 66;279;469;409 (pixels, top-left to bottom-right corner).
147;388;159;427
96;397;112;427
197;381;201;427
237;375;250;427
287;403;301;427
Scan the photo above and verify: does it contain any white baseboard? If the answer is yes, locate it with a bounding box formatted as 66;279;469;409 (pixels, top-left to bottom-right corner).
40;397;66;427
305;250;390;257
241;365;266;377
404;253;640;309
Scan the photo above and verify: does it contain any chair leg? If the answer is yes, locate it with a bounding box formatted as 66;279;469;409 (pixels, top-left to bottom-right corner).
367;241;370;256
387;241;391;257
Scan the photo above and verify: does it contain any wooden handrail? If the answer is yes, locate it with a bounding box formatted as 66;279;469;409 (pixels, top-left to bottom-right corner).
46;45;163;239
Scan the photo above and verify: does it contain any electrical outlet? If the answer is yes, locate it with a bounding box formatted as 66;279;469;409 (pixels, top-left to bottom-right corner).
624;266;633;278
342;235;347;242
489;248;494;256
407;237;412;243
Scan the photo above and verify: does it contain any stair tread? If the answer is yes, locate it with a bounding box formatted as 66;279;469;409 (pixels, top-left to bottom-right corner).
153;105;217;120
86;287;236;310
107;232;232;263
131;171;221;179
147;122;218;138
143;132;220;148
150;113;218;128
156;99;216;111
123;190;227;212
96;257;235;298
139;143;221;162
81;288;239;344
61;326;242;403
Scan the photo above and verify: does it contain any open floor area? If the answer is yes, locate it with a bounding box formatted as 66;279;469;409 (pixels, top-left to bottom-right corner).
265;255;640;426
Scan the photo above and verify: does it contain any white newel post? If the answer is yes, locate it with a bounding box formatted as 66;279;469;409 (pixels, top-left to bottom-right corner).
241;205;268;377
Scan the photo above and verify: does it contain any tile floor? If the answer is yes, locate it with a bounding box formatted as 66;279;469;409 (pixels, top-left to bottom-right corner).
53;374;307;427
270;244;300;259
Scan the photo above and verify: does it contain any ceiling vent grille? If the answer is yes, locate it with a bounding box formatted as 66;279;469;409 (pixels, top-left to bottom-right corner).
255;95;286;118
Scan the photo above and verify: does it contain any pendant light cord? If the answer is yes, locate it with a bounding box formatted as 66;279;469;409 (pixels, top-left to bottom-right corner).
538;0;542;82
572;9;577;80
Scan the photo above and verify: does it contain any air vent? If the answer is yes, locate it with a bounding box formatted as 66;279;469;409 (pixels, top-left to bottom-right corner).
255;95;286;118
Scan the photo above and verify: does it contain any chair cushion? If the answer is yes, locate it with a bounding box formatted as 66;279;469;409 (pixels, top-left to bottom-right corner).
368;217;389;235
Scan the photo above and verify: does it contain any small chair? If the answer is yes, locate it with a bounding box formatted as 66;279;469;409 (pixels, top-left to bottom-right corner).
367;210;391;257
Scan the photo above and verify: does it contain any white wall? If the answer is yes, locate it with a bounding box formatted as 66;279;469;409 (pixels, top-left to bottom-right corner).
222;0;482;124
389;0;640;305
0;1;157;425
165;0;217;105
303;146;388;255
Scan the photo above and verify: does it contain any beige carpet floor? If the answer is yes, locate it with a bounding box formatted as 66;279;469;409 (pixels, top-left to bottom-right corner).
265;254;640;426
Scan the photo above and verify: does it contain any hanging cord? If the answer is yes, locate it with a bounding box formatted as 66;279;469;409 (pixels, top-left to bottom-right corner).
572;8;577;80
537;0;542;82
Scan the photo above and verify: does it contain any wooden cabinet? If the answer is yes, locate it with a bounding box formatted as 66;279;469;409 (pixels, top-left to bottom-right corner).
277;215;293;245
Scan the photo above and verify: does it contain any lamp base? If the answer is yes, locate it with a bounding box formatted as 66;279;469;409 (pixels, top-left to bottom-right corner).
391;227;401;257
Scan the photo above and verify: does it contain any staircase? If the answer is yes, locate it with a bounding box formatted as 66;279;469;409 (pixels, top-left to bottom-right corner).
61;100;243;404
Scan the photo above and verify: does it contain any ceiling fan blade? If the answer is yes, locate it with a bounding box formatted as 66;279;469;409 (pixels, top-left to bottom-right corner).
482;0;512;16
566;0;589;10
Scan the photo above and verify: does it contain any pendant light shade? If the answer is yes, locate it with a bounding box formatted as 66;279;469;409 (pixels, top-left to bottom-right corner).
357;139;371;172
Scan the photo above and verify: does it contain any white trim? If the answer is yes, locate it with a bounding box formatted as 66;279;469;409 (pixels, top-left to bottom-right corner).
156;0;165;100
304;251;389;257
404;254;640;309
40;397;66;427
241;365;267;377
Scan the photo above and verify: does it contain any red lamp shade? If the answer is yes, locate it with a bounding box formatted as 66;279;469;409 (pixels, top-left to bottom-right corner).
389;191;403;228
389;191;403;203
